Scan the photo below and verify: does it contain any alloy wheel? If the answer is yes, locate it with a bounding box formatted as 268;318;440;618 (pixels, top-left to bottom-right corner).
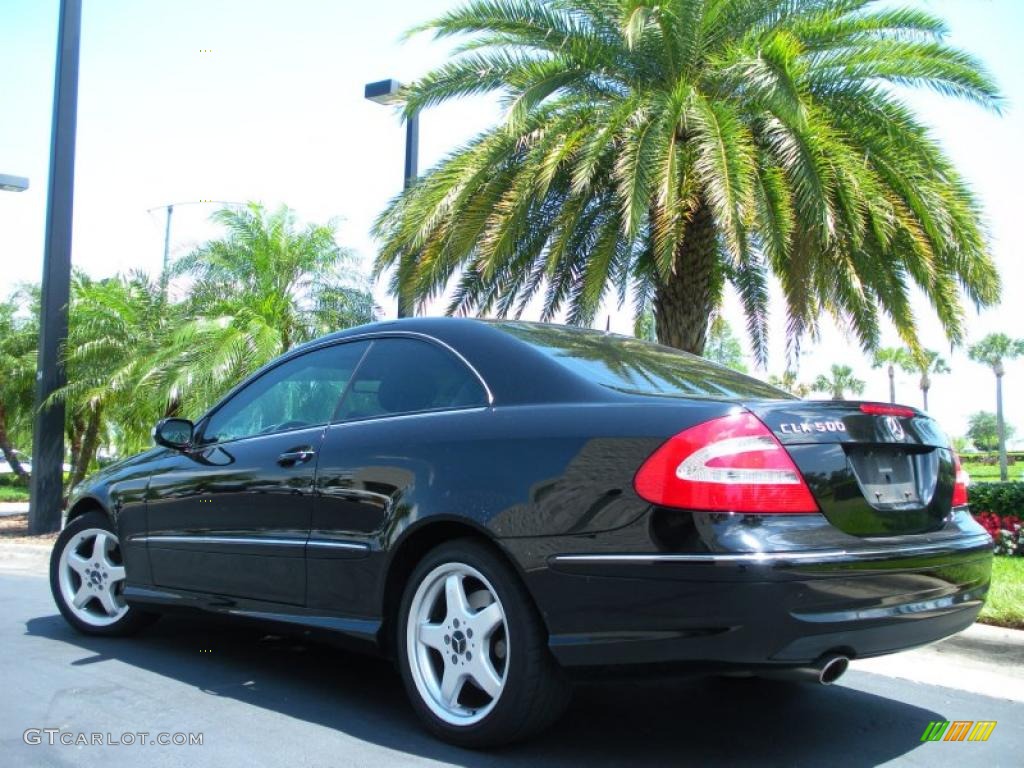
57;528;129;627
406;562;509;726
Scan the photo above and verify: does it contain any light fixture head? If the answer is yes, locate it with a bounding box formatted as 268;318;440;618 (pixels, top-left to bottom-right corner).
0;174;29;192
364;79;405;105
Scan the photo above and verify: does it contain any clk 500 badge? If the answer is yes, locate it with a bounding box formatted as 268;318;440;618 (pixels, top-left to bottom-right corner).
779;421;847;434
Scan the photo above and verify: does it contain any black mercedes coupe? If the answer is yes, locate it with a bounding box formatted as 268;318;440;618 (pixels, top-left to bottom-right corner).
50;318;992;746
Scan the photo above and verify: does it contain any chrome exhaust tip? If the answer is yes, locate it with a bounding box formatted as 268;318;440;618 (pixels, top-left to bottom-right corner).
817;654;849;685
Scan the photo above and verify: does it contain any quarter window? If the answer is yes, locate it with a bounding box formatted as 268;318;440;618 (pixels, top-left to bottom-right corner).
202;341;369;443
336;338;486;420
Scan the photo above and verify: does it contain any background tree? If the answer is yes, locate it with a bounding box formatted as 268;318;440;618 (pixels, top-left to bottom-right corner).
633;307;656;342
966;411;1011;453
8;203;375;517
0;289;39;481
768;369;811;398
703;316;747;372
51;273;173;489
951;434;971;455
812;364;865;401
375;0;1000;362
969;333;1024;481
909;349;949;411
872;347;913;404
155;203;377;416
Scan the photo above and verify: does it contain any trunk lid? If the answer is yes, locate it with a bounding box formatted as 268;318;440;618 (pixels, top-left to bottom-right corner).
746;400;956;537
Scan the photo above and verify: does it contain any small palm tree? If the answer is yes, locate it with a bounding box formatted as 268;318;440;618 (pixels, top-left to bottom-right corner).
157;203;376;415
871;347;913;404
968;333;1024;481
768;370;811;398
52;273;172;488
908;349;949;412
0;290;38;480
812;365;865;401
374;0;1001;362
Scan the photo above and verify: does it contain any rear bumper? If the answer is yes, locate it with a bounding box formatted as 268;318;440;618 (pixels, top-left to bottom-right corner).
533;533;992;669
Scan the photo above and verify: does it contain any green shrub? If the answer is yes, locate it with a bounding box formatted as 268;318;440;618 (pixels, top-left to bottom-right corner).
970;482;1024;519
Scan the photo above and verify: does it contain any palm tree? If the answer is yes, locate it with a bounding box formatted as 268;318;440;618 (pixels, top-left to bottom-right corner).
768;370;811;398
374;0;1000;362
52;273;173;488
871;347;913;404
157;203;376;415
968;333;1024;481
0;289;39;481
908;348;949;412
812;365;865;401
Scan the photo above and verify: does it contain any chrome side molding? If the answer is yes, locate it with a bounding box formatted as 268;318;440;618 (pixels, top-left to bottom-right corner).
549;533;994;567
131;534;370;553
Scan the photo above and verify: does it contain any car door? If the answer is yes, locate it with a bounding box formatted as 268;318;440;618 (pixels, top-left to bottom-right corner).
308;336;489;615
146;340;369;605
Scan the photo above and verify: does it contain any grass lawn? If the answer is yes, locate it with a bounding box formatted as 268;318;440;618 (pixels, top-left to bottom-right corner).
979;556;1024;629
962;462;1024;482
0;485;30;503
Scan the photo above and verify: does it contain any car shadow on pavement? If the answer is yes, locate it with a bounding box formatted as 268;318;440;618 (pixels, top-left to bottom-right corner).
27;612;941;767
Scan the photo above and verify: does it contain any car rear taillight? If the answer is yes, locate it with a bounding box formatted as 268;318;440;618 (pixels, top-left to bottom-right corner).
952;451;970;507
633;412;819;513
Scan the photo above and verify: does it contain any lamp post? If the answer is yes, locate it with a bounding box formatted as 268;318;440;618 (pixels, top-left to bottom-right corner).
29;0;82;534
365;78;419;318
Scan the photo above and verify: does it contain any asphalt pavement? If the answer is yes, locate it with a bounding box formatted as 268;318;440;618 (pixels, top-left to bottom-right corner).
1;552;1021;767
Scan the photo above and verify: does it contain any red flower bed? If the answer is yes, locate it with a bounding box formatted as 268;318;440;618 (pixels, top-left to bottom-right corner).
975;512;1012;539
973;511;1023;556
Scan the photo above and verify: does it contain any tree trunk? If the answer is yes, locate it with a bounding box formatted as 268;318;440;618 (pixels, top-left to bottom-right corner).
653;203;719;354
887;365;895;404
0;404;30;481
70;406;102;490
68;412;84;480
920;373;930;412
996;366;1007;482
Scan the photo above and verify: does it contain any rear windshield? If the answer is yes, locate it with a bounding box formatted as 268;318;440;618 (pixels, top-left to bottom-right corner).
493;322;791;400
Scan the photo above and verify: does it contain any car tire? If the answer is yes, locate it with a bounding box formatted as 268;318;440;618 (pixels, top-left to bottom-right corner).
397;538;571;747
50;511;157;636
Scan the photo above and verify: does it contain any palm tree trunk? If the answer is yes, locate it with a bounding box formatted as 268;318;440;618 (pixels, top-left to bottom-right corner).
996;366;1007;482
920;374;930;411
68;412;85;478
0;404;30;481
888;365;895;404
653;203;719;354
70;406;102;490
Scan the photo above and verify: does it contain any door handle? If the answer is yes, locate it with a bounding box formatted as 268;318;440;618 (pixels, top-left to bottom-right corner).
277;447;316;466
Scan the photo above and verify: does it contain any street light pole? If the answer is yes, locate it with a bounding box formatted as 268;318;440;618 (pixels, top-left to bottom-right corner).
30;0;82;534
365;78;419;318
147;200;243;297
403;112;419;190
160;203;173;296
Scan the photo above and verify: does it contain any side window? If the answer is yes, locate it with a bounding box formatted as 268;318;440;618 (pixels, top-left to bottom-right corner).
336;338;486;421
202;341;369;443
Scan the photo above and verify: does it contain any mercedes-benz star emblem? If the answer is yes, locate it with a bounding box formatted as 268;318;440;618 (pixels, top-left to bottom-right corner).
884;415;906;441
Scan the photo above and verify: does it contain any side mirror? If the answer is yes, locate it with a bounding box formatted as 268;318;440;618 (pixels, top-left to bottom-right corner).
153;418;194;450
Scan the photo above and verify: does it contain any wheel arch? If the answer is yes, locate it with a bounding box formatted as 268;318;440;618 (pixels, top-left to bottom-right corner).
64;495;110;527
379;516;545;658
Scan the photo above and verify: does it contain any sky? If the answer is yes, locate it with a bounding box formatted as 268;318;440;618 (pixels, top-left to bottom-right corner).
1;0;1022;444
